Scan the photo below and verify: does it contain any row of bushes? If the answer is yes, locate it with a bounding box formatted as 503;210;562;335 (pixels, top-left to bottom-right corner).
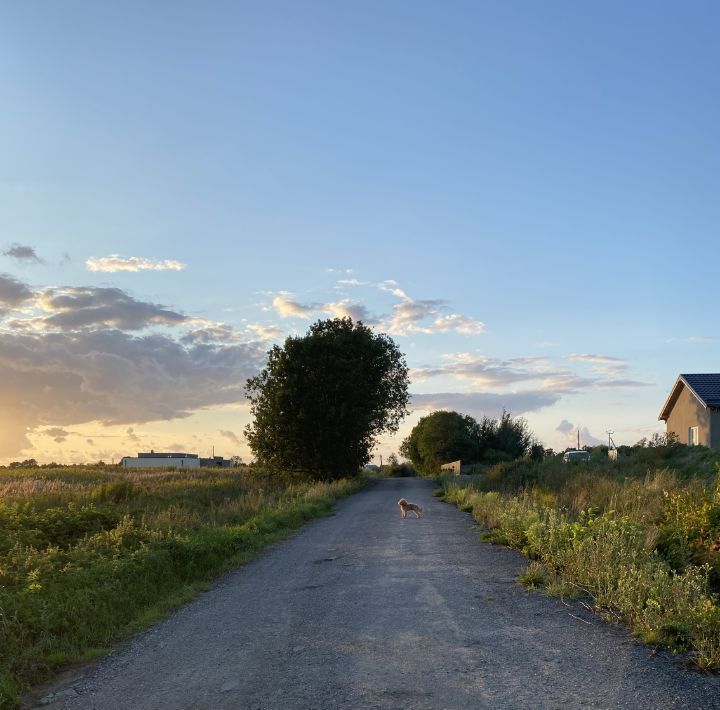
0;467;367;708
439;457;720;669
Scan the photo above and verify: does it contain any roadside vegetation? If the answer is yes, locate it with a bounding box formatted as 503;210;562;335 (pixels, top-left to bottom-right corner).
438;440;720;670
0;464;369;707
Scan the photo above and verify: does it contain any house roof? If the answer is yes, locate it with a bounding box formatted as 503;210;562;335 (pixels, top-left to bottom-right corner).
658;374;720;421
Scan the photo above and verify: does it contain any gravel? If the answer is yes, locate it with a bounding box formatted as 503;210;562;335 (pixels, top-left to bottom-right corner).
26;477;720;710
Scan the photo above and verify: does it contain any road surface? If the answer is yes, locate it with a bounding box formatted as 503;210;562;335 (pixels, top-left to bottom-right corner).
30;478;720;709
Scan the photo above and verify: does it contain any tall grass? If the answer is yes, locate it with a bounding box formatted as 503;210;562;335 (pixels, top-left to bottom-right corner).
439;453;720;670
0;465;368;708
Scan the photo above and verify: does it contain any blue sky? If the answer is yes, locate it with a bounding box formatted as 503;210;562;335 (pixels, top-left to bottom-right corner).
1;1;718;463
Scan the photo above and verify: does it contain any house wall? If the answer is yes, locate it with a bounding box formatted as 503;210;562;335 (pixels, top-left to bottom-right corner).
711;409;720;450
665;384;711;446
123;457;200;469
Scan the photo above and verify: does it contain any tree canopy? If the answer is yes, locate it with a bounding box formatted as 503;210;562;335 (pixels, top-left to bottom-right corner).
400;410;535;474
399;411;479;475
245;318;409;480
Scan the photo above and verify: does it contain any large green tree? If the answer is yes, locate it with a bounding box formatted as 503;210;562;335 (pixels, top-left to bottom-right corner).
399;410;480;475
245;318;409;480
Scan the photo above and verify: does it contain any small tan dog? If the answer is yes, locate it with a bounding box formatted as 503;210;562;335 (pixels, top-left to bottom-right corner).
397;498;422;518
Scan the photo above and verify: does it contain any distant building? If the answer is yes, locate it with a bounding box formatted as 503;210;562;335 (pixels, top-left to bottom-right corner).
121;451;200;469
563;450;590;463
440;460;462;475
659;373;720;448
199;456;232;468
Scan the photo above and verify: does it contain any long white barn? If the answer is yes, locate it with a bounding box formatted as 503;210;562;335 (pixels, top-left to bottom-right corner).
121;451;200;469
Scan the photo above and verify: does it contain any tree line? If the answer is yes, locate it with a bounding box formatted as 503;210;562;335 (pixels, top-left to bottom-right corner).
244;317;538;479
400;409;539;475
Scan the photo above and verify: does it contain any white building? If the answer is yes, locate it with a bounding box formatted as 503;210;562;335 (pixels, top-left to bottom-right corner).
121;451;200;469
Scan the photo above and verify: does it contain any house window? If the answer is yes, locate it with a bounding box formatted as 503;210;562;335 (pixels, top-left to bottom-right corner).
689;426;699;446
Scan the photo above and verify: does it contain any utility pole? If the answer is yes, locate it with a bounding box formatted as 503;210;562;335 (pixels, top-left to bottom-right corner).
577;427;580;450
606;430;614;449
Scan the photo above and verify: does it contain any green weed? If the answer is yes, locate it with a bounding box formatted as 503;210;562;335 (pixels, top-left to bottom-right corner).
0;466;367;708
518;561;548;590
440;459;720;671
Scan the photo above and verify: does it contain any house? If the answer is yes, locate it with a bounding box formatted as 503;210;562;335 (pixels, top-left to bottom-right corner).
122;451;200;469
659;374;720;448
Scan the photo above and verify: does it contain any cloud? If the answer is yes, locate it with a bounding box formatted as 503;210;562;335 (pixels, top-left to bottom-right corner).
125;427;141;444
0;329;265;457
35;287;187;331
325;300;375;323
666;336;717;343
410;391;560;418
376;280;399;292
411;352;649;393
268;284;483;336
270;292;375;324
219;429;241;445
555;420;604;447
556;419;574;434
566;354;625;365
180;322;244;345
39;427;71;443
382;287;485;336
385;288;446;334
86;255;187;272
3;244;43;264
596;378;654;388
412;353;557;389
0;274;35;311
246;323;284;342
271;292;323;319
565;353;629;377
431;314;486;335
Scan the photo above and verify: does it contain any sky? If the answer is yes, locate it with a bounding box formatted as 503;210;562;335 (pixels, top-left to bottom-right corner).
1;1;719;465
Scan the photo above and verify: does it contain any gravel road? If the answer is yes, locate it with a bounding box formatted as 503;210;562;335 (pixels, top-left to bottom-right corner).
30;477;720;710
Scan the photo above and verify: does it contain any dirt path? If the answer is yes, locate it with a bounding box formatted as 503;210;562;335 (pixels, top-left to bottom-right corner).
30;478;720;709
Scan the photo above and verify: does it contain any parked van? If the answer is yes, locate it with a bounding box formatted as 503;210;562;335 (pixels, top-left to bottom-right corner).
563;449;590;463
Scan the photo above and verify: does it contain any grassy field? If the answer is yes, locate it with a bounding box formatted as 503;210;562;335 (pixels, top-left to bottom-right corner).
438;446;720;670
0;465;368;708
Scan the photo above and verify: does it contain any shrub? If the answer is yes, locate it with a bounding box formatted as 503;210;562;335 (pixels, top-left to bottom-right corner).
383;462;416;477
